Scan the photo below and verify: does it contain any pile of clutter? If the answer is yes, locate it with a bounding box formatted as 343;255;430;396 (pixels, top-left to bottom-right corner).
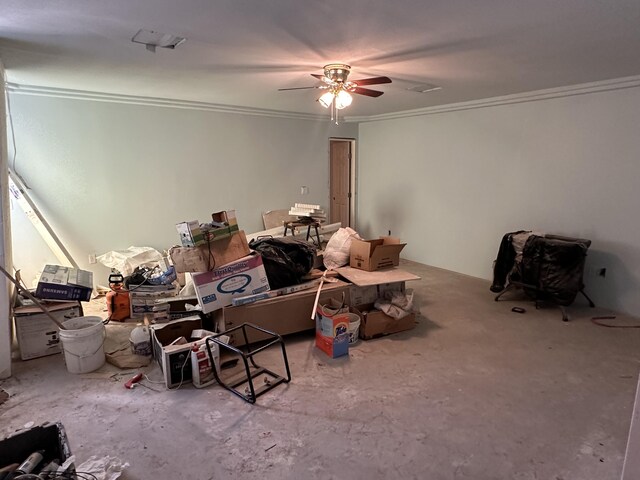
0;422;128;479
13;206;418;394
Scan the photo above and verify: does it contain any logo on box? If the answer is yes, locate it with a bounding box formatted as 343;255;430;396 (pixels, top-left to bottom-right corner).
202;293;218;304
217;274;252;294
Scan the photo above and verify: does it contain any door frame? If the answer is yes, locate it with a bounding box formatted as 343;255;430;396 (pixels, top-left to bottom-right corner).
329;137;356;229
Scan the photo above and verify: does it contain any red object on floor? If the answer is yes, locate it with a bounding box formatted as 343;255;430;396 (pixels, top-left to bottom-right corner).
124;373;143;389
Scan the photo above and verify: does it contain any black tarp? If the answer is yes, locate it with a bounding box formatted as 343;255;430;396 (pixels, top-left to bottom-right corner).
514;235;591;306
249;236;316;289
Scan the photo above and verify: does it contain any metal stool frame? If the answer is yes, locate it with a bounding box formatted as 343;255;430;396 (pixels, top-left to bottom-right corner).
205;323;292;404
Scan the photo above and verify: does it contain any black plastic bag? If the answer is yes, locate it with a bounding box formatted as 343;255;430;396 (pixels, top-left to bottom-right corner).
249;236;316;289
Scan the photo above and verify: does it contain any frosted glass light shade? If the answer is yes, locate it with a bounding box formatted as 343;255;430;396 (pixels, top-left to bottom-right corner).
318;91;334;108
335;90;353;109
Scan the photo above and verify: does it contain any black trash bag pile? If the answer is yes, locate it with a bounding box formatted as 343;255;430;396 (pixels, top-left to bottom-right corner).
249;236;316;289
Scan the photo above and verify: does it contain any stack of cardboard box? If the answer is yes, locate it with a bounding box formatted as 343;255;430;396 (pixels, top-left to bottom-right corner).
171;210;270;313
13;265;93;361
153;210;272;386
343;235;418;340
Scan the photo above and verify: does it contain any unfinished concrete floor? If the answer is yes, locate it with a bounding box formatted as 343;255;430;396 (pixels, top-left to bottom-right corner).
2;260;640;479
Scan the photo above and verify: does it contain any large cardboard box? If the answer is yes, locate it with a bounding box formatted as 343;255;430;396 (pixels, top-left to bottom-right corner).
36;265;93;302
169;230;251;273
354;303;416;339
14;302;82;360
221;280;350;346
192;253;270;314
150;316;202;388
349;237;406;271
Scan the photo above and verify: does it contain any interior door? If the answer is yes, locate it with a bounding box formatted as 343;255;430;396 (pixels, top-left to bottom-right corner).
330;139;351;227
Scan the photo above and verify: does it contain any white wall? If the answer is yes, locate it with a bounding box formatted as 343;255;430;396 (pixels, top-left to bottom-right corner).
8;93;356;285
0;61;12;378
358;84;640;316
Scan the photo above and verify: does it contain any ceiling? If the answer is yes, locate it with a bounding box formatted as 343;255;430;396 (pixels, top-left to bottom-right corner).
2;0;640;118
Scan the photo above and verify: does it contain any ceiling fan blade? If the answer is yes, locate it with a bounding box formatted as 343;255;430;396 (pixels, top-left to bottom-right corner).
352;87;384;98
311;73;332;84
352;76;392;86
278;86;322;91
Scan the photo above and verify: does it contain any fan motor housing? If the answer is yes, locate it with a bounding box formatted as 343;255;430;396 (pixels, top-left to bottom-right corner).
324;64;351;83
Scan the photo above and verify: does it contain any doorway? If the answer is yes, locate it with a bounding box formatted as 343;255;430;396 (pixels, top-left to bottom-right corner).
329;138;356;228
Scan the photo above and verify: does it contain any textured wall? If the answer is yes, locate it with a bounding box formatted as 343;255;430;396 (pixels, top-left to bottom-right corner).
7;94;356;285
358;85;640;316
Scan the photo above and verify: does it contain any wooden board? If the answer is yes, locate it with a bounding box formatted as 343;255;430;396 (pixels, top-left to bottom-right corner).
335;266;421;287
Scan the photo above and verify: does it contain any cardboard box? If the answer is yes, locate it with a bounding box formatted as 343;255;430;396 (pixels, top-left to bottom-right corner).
176;220;205;247
212;210;238;228
349;237;406;271
169;230;251;273
192;253;270;314
14;302;82;360
150;316;202;388
349;282;406;307
354;303;416;339
350;285;379;306
221;280;350;346
204;210;240;241
154;296;200;321
36;265;93;302
129;284;178;319
315;302;350;358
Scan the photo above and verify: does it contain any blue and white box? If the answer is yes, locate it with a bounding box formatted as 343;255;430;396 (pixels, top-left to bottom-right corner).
36;265;93;302
192;253;270;314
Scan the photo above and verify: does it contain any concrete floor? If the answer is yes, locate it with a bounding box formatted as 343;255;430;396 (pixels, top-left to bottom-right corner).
2;260;640;480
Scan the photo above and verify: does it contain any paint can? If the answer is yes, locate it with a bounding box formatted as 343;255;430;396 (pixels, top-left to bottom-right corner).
59;316;106;374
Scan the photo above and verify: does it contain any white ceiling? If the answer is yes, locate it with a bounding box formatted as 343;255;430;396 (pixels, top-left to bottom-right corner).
2;0;640;118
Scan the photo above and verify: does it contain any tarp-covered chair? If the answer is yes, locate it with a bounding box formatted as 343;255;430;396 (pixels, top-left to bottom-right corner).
492;232;595;321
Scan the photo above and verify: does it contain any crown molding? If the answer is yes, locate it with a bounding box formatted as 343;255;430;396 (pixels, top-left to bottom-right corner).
5;82;327;121
7;75;640;124
346;75;640;123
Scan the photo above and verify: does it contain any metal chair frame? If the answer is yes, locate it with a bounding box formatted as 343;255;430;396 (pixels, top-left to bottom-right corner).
205;323;291;404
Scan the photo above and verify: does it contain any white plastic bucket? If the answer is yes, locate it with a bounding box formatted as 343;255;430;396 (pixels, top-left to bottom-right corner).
345;313;361;344
59;316;106;374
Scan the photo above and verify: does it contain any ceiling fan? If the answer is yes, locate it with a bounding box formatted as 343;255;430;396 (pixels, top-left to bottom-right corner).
279;63;392;124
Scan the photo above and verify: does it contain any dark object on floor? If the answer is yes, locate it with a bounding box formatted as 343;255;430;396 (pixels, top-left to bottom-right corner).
205;323;291;404
490;230;530;292
493;233;595;321
0;423;75;476
249;236;315;289
511;307;526;314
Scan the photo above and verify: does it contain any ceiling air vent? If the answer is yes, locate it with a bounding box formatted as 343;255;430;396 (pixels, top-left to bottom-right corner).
132;29;186;53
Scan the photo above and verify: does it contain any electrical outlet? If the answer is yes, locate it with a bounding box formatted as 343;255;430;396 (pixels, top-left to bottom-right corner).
300;186;309;195
88;253;97;264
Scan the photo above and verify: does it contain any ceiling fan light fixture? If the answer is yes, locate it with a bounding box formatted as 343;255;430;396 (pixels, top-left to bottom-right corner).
318;91;335;108
335;90;353;109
